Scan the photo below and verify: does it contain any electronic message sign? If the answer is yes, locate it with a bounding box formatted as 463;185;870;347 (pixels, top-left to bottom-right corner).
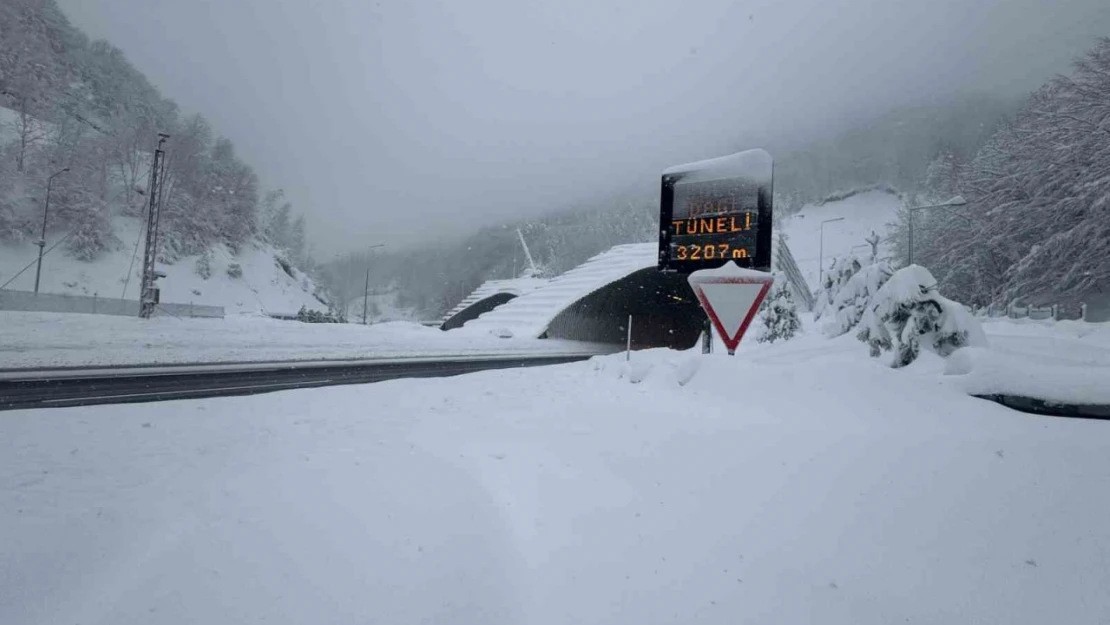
658;149;773;273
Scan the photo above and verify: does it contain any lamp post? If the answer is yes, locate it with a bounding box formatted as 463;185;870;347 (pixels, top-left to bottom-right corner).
907;195;967;265
362;243;386;325
33;167;70;294
819;217;845;286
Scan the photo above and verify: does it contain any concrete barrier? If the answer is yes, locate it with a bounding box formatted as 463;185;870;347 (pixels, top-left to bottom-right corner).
0;289;224;319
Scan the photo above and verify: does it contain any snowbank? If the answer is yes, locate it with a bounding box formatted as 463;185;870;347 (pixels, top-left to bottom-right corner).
3;325;1109;624
0;216;324;316
946;347;1110;405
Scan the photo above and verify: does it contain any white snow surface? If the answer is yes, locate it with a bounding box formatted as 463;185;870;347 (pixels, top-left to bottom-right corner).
780;189;902;291
0;311;614;369
955;317;1110;404
442;276;549;325
462;243;657;338
0;216;325;316
3;318;1110;625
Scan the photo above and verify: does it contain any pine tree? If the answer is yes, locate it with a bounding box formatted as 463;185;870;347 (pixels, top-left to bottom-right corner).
194;250;213;279
857;265;986;368
757;279;802;343
821;260;894;338
814;255;863;320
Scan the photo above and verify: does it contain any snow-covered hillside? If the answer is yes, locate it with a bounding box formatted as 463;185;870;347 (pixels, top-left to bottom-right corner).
341;288;422;325
0;216;326;316
780;188;903;290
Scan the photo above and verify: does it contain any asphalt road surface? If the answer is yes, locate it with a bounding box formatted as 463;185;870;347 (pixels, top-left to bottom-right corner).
0;354;595;411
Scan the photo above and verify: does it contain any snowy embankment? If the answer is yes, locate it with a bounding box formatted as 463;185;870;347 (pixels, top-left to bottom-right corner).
951;318;1110;405
779;188;902;291
0;216;325;316
3;317;1110;625
0;312;615;369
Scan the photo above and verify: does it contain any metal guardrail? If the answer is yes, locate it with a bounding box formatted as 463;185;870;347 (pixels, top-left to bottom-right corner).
774;234;816;311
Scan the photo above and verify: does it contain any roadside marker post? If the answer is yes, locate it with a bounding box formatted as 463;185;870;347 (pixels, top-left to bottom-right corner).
687;262;773;355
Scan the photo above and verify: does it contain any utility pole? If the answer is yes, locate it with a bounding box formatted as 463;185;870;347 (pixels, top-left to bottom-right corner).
139;133;170;318
361;243;386;324
516;228;538;277
33;167;70;294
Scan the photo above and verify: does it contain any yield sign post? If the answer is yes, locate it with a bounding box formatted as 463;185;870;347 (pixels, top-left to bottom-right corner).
687;261;773;355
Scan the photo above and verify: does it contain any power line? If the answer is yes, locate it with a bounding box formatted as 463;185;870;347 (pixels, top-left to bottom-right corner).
0;228;80;290
120;218;146;300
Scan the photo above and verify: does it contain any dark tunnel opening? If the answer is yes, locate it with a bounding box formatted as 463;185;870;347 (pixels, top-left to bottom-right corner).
543;268;706;350
441;292;518;330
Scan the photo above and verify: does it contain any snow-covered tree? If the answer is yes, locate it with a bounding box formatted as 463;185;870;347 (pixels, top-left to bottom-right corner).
900;38;1110;308
757;278;802;343
194;250;213;279
921;147;964;203
856;265;987;368
821;260;894;337
814;255;863;320
289;215;306;264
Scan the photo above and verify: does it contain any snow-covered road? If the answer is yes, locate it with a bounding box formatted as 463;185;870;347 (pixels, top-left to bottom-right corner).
3;320;1110;624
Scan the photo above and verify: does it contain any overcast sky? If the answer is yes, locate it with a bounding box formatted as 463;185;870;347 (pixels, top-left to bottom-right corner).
58;0;1110;255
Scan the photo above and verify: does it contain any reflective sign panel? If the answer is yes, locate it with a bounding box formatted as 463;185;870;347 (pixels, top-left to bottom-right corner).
658;149;773;273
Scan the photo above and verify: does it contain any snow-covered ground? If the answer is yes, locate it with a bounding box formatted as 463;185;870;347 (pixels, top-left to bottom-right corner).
0;311;615;369
3;316;1110;625
780;189;902;290
0;216;325;316
953;317;1110;404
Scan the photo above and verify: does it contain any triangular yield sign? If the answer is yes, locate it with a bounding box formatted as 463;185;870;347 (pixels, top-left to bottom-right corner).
687;262;774;354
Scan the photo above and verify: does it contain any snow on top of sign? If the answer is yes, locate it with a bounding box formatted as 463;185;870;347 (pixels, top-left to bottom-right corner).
662;148;772;183
687;261;774;283
461;243;658;339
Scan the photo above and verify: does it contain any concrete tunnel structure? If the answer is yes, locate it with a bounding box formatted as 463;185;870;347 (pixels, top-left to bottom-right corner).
449;244;705;350
444;239;812;350
440;277;547;331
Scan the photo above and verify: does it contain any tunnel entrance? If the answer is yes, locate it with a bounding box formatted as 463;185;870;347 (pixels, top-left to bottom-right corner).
543;268;705;350
441;292;518;330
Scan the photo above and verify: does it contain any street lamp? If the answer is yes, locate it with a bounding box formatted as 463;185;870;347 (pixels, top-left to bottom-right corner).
819;217;845;286
33;167;70;294
907;195;967;266
362;243;386;324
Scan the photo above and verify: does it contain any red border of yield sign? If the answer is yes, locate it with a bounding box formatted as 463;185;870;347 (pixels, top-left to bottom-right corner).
688;273;773;354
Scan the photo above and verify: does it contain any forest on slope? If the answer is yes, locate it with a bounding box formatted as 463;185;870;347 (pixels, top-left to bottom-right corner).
338;35;1109;321
894;38;1110;309
0;0;309;271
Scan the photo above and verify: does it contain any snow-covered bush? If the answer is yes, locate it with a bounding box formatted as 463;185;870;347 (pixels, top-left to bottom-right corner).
296;306;344;324
814;255;863;320
856;265;987;368
821;261;894;338
757;279;802;343
226;263;243;279
195;251;213;280
65;209;116;262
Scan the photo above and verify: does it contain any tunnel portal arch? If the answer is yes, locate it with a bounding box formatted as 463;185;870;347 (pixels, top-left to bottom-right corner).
543;267;705;350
